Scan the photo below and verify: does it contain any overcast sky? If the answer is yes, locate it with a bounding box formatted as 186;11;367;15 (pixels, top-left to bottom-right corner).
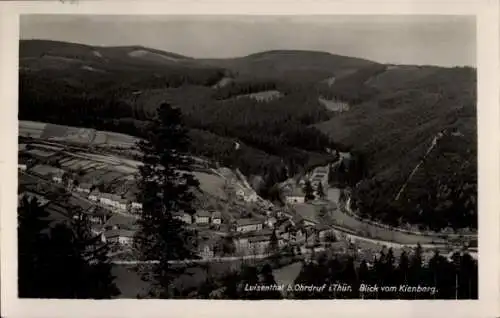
20;15;476;67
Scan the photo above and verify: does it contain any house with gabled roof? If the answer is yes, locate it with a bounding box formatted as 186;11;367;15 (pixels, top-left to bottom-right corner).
75;182;93;194
173;211;193;224
104;229;135;245
234;230;285;255
235;218;263;233
99;192;129;211
194;210;211;224
211;211;222;225
284;187;305;204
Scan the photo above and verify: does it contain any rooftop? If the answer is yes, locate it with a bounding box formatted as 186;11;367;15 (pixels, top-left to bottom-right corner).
315;224;331;232
31;164;65;176
248;235;271;243
314;167;328;173
313;173;327;178
77;182;93;189
105;229;136;239
173;211;191;218
236;218;263;227
294;204;318;224
211;211;222;218
196;210;212;217
285;187;305;197
105;214;137;229
237;228;274;238
100;192;128;204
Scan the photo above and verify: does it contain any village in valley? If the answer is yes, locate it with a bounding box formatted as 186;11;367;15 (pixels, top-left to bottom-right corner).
18;121;354;264
18;120;476;286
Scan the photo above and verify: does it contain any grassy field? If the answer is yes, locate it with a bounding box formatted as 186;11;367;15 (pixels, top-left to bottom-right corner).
293;203;320;223
19;120;140;149
20;123;247;206
18;120;46;138
318;97;350;112
236;90;283;102
272;261;303;287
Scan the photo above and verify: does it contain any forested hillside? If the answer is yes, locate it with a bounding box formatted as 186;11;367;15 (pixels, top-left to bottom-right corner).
20;41;373;183
19;40;477;230
319;66;477;230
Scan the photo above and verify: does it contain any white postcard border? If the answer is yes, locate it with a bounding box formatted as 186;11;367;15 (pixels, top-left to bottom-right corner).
1;1;498;318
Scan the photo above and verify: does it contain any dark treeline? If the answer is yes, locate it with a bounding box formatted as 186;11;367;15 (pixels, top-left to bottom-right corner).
212;79;279;100
194;245;477;300
18;197;119;298
328;151;368;188
290;247;477;299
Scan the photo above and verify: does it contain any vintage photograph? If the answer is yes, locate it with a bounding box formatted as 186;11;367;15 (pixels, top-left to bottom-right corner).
16;14;478;300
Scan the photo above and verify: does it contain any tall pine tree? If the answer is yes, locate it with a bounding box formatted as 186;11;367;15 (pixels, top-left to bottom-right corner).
134;102;200;298
71;212;119;298
303;180;315;202
316;182;326;199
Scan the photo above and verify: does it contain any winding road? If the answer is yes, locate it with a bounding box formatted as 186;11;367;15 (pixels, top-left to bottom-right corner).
326;187;476;246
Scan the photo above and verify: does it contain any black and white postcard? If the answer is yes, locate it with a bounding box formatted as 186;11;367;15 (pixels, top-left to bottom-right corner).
1;1;499;318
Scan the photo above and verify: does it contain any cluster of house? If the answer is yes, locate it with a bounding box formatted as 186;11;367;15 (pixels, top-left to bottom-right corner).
82;208;138;246
18;157;144;213
194;203;349;259
86;189;142;212
18;180;138;247
171;210;222;226
89;190;129;210
235;187;258;203
197;218;347;259
282;165;331;205
73;179;143;213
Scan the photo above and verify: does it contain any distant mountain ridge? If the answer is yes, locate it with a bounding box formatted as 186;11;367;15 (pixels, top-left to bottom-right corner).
20;39;192;61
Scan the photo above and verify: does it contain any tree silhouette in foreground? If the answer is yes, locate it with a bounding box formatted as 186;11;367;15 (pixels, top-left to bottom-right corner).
18;197;119;298
287;244;477;300
134;102;200;298
316;182;326;199
303;180;315;202
18;197;51;298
